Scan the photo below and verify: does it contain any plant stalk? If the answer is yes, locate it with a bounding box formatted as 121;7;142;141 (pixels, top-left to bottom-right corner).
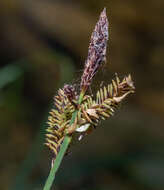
43;91;85;190
43;135;71;190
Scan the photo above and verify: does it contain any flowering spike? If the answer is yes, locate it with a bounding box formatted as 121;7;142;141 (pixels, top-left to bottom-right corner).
45;8;135;162
80;8;109;92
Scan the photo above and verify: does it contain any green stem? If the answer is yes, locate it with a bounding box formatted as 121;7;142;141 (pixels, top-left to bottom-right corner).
43;91;85;190
43;135;72;190
78;91;84;104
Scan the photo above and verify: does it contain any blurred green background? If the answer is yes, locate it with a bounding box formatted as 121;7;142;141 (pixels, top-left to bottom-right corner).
0;0;164;190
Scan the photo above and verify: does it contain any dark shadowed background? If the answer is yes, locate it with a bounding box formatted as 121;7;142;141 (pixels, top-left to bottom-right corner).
0;0;164;190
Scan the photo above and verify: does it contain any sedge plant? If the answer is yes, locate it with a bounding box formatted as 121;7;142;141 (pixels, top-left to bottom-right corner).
43;8;135;190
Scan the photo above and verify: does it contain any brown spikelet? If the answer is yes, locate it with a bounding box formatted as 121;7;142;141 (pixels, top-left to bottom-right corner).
94;75;135;119
45;87;75;158
78;75;135;127
80;8;109;92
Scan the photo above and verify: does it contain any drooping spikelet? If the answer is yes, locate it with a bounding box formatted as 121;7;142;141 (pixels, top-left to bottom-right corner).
45;87;76;158
80;8;109;92
78;75;135;129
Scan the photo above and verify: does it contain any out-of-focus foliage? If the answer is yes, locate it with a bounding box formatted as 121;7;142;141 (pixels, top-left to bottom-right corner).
0;0;164;190
0;64;23;89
